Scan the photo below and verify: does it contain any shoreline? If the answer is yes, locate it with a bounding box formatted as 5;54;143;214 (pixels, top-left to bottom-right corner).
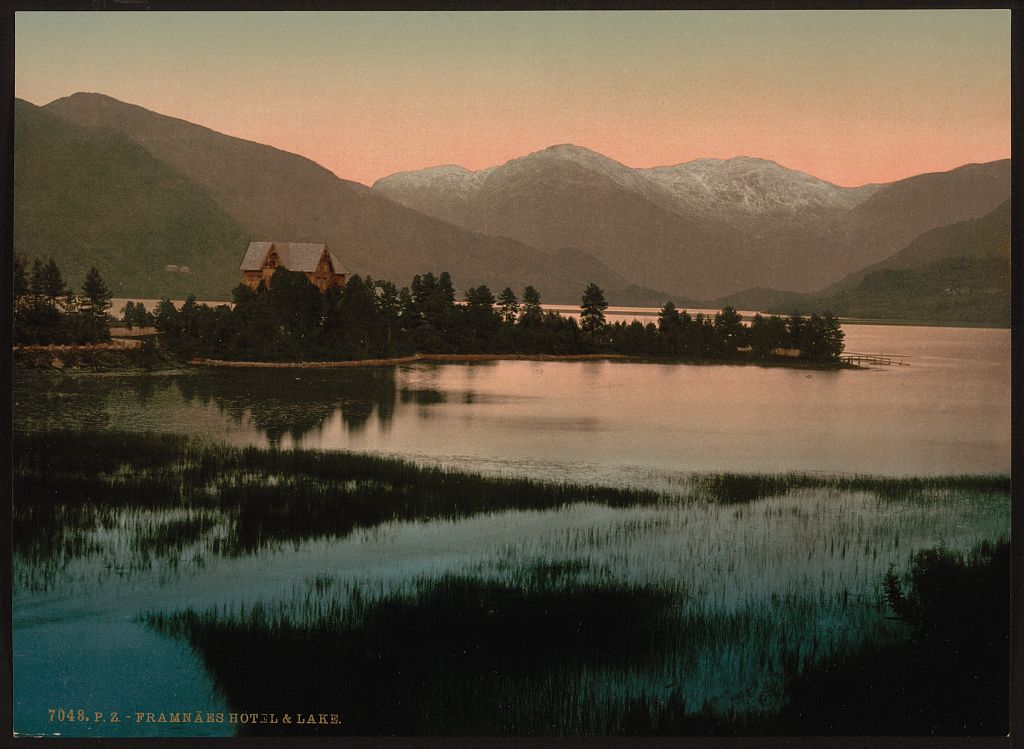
189;353;632;368
13;349;853;373
188;353;851;370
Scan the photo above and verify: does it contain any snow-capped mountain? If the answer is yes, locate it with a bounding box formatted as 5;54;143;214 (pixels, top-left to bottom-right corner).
375;148;880;225
372;145;1008;299
641;156;881;218
375;144;688;228
373;164;493;227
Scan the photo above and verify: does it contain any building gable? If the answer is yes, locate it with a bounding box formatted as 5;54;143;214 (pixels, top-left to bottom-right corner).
240;241;348;291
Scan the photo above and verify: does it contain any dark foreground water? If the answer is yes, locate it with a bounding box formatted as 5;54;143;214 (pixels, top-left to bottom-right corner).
12;323;1010;736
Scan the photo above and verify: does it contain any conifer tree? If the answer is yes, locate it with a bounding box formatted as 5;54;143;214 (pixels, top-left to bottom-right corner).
498;287;520;324
42;258;67;302
580;283;608;333
520;286;543;326
82;267;112;317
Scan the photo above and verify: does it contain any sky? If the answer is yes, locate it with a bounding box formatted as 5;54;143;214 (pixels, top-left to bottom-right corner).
15;10;1011;188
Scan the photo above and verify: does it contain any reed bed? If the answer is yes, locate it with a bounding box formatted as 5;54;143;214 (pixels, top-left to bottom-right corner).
140;562;815;735
14;429;1009;733
14;429;1009;584
140;541;1008;735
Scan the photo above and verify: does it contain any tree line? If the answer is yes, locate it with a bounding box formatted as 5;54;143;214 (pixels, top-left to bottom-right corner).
13;255;113;344
152;268;845;364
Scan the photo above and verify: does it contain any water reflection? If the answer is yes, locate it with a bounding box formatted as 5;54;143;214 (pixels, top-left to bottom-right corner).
14;368;411;446
175;369;399;444
12;325;1012;483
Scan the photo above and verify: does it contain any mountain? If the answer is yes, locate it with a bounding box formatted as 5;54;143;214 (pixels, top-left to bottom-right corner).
718;199;1011;326
14;99;248;299
819;197;1011;325
640;156;880;219
828;161;1011;280
23;91;1010;314
26;93;666;304
374;147;1010;300
373;164;493;229
380;145;764;300
826;199;1011;292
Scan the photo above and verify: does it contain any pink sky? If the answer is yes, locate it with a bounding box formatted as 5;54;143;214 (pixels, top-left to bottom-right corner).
16;11;1011;187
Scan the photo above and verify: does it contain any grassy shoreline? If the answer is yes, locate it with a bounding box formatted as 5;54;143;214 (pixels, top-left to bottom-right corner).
12;348;853;372
189;352;634;368
14;429;1009;565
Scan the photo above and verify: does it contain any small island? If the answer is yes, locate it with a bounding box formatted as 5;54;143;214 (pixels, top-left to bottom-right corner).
13;250;847;370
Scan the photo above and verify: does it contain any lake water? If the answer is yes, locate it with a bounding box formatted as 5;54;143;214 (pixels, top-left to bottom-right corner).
15;324;1011;487
12;322;1011;736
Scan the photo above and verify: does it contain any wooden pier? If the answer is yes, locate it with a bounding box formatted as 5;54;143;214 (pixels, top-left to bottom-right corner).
840;352;908;366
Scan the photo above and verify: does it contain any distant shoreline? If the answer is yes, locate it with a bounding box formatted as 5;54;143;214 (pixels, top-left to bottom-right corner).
108;298;1008;331
12;349;853;373
189;353;631;368
187;353;851;371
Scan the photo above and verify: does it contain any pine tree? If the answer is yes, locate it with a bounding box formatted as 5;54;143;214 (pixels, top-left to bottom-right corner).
580;283;608;333
787;310;804;351
438;272;456;304
464;285;499;344
657;301;682;333
42;258;67;302
29;258;47;301
13;254;28;308
714;306;744;353
122;301;138;329
822;310;845;361
520;286;543;326
498;287;520;324
82;267;112;317
657;301;684;355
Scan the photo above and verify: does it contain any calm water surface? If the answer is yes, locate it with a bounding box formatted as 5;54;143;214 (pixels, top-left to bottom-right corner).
15;324;1011;486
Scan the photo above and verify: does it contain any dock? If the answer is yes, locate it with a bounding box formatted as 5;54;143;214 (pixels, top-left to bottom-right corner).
840;352;908;366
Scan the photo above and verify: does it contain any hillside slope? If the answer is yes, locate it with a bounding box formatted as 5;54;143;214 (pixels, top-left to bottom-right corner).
831;161;1011;278
717;199;1011;326
14;99;248;299
826;199;1011;291
37;93;663;304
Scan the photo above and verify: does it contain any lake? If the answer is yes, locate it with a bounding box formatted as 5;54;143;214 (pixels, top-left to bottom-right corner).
12;322;1011;736
15;324;1011;484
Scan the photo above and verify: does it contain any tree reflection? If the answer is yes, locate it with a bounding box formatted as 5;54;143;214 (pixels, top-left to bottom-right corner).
174;368;400;445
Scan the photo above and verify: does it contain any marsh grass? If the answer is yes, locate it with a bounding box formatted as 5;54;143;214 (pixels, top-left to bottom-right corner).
14;429;1009;587
140;540;1009;736
13;429;1011;734
141;561;811;735
783;541;1009;735
695;472;1009;504
14;429;661;571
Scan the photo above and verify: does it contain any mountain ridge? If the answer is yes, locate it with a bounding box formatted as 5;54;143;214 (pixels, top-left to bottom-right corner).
375;146;882;223
374;143;1009;299
20;91;1011;318
30;93;673;305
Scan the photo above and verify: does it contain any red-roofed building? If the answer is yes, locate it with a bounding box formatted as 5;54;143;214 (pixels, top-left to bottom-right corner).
239;241;348;292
